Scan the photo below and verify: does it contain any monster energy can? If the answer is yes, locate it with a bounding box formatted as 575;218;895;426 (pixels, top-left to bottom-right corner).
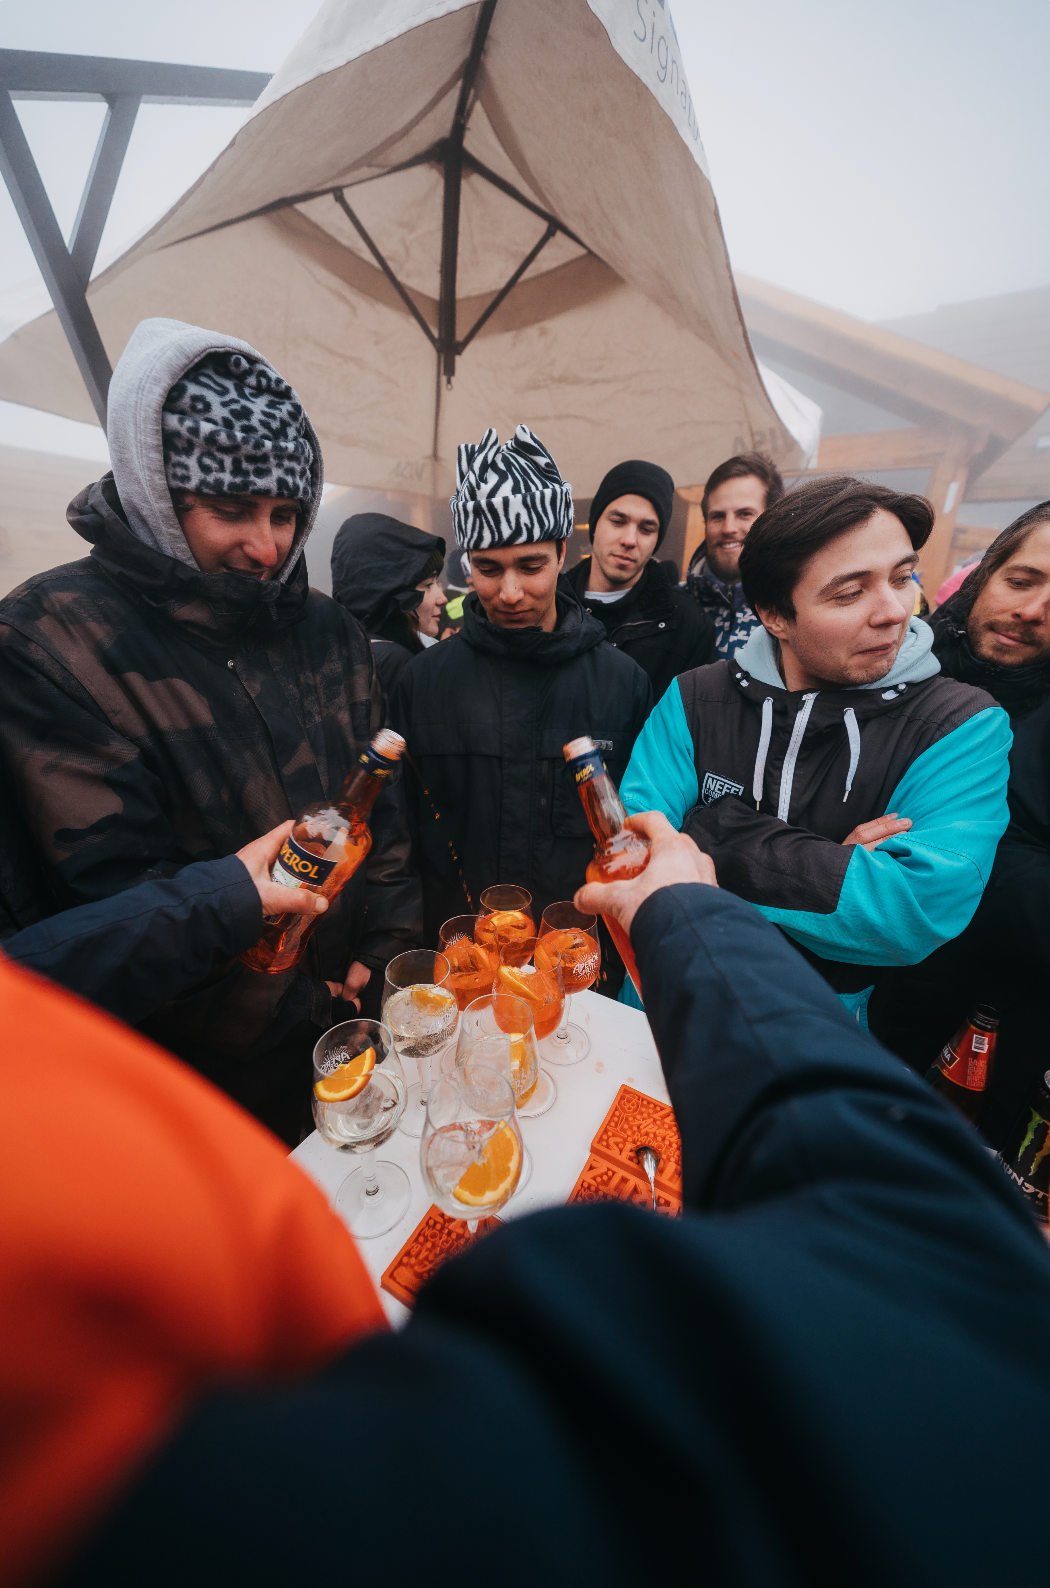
997;1068;1050;1224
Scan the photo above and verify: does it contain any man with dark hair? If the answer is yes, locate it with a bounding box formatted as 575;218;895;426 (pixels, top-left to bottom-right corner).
390;426;651;945
619;474;1012;1026
686;450;784;657
565;459;716;700
0;317;420;1142
930;501;1050;721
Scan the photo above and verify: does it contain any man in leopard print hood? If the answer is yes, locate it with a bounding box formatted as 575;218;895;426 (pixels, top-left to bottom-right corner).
0;319;421;1142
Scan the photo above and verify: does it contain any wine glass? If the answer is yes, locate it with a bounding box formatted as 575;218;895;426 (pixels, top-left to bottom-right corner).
537;903;601;1064
420;1064;523;1233
312;1018;409;1240
475;885;535;955
495;934;565;1048
438;914;498;1010
458;990;556;1122
383;949;458;1138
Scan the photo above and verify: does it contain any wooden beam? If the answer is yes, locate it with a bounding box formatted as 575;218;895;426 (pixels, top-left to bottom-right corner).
681;500;706;579
786;426;965;475
737;273;1047;444
918;432;974;605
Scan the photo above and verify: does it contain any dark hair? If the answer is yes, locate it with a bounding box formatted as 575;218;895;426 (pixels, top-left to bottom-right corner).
701;452;784;521
739;475;934;621
939;500;1050;623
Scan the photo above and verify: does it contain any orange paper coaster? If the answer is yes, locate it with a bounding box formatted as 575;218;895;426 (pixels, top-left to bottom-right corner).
567;1151;682;1217
381;1204;501;1308
589;1084;682;1201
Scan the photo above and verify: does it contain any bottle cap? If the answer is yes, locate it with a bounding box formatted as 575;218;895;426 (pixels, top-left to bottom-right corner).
563;736;595;761
372;729;406;760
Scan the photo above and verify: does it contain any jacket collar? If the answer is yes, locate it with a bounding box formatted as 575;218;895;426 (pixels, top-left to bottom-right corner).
460;586;607;666
734;618;941;693
566;557;674;623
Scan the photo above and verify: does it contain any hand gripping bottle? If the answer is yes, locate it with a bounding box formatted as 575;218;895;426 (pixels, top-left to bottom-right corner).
240;729;406;976
563;736;650;998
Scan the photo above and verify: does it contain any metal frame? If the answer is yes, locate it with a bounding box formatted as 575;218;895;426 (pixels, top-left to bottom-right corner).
0;50;270;428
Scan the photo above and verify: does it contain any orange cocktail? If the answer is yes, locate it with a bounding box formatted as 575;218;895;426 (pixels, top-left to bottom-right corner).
441;932;498;1010
496;936;564;1040
537;927;600;994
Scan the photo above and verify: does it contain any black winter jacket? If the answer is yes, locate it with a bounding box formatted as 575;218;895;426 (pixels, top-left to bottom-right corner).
389;590;652;943
0;478;420;1134
331;513;445;703
875;695;1050;1144
564;557;717;701
63;882;1050;1588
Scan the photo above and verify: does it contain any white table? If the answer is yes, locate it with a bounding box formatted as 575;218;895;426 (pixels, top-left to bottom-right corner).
292;990;666;1326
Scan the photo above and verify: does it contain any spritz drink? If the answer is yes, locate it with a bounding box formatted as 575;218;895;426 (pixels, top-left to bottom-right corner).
439;916;497;1009
496;936;564;1040
475;885;535;954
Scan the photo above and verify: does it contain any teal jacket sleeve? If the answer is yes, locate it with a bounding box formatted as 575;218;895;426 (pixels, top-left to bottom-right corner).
619;679;698;823
762;707;1012;965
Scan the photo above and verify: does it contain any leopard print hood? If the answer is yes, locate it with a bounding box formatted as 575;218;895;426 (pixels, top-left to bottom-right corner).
106;318;323;584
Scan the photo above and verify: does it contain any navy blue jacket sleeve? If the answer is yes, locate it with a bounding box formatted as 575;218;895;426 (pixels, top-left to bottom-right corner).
58;885;1050;1588
3;855;261;1025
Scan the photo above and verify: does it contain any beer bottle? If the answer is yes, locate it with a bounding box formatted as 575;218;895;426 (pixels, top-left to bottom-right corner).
997;1069;1050;1227
563;736;650;998
926;1003;999;1124
240;729;406;976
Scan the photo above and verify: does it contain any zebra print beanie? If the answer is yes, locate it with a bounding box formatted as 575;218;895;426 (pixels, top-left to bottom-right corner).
162;349;315;504
450;424;573;550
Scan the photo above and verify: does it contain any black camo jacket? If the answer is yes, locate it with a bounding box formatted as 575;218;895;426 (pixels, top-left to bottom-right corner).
0;476;420;1077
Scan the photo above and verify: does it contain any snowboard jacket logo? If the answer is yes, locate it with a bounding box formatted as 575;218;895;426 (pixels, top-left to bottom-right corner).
702;770;744;805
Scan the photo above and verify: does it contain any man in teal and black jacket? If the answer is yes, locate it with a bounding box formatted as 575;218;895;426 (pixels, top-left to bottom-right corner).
619;474;1012;1030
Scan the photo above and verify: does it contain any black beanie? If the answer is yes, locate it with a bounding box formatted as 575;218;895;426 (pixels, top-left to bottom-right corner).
588;460;675;549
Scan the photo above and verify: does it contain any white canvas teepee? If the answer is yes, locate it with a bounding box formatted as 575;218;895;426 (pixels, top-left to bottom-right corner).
0;0;807;495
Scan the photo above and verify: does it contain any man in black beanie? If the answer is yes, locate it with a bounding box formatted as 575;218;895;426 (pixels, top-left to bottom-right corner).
565;459;716;701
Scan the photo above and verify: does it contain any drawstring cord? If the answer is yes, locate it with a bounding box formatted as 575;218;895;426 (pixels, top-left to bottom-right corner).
777;692;818;822
750;693;863;817
843;708;860;802
753;696;773;808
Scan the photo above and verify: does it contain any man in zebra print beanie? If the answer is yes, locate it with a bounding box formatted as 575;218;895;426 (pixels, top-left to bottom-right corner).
451;425;573;550
390;422;652;955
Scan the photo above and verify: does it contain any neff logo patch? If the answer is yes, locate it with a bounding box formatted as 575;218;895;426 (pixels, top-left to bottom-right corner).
702;771;744;805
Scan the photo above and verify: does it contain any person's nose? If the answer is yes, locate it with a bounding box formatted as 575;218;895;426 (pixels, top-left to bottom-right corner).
500;575;524;604
871;583;910;627
1013;588;1050;625
243;522;281;568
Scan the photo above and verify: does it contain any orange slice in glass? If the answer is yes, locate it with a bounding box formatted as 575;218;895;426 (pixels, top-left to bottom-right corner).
314;1045;376;1102
410;985;456;1014
452;1120;522;1207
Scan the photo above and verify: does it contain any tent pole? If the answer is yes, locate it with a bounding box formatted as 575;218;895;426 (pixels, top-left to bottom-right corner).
438;0;497;383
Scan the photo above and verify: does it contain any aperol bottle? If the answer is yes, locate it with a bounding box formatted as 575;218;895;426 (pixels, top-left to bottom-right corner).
926;1003;999;1124
240;729;406;975
563;735;650;997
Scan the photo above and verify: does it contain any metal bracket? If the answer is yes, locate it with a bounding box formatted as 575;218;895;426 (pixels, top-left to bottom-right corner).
0;50;270;430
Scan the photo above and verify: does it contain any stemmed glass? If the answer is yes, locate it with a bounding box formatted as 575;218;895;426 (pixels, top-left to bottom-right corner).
495;935;565;1045
439;914;498;1009
475;885;535;955
538;903;601;1064
383;949;458;1139
421;1064;524;1234
312;1018;409;1239
459;989;556;1124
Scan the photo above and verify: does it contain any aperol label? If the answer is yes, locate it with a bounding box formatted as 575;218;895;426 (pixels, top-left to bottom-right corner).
271;834;336;889
567;747;606;786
